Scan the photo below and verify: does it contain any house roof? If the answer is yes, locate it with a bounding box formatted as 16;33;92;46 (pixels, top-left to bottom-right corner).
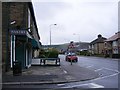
90;34;107;44
106;32;120;42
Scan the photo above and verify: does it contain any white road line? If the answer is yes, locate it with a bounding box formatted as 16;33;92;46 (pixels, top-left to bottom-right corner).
61;83;104;88
103;68;120;73
92;67;120;81
86;65;93;68
57;84;65;86
94;68;103;72
112;59;119;61
92;73;119;81
90;83;104;88
63;70;67;74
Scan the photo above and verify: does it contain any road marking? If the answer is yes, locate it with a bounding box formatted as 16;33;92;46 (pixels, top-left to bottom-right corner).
91;67;120;81
63;70;67;74
90;83;104;88
86;65;93;68
45;73;51;75
57;84;65;86
94;68;103;72
92;72;119;81
61;83;104;88
112;59;119;61
103;68;120;73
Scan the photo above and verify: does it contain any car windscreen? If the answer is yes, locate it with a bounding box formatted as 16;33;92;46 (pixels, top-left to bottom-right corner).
68;53;76;56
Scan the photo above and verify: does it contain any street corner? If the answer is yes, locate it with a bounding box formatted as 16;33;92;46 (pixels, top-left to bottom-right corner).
59;64;100;83
2;64;100;85
80;66;100;80
56;66;99;84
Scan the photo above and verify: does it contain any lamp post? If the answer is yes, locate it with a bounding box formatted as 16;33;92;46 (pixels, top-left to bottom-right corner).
49;24;57;46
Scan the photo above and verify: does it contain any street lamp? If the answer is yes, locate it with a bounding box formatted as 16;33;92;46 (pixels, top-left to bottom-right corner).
50;24;57;46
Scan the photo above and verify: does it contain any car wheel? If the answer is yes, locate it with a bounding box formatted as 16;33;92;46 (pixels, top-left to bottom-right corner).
65;58;68;61
66;58;67;61
75;59;78;62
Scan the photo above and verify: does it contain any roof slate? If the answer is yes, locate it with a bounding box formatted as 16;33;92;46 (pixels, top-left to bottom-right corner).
90;36;107;44
106;32;120;42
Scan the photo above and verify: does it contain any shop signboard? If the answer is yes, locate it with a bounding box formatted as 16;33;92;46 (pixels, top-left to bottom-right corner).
10;30;26;35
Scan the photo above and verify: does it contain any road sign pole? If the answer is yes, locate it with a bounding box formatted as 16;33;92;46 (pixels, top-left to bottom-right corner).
70;58;72;65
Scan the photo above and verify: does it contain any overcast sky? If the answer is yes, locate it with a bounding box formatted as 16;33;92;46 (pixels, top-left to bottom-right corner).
32;0;119;45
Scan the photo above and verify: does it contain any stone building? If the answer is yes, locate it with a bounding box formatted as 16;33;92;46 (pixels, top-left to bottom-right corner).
89;34;107;55
2;2;41;72
105;32;120;58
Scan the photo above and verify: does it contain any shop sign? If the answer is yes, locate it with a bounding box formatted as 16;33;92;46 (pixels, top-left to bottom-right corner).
10;30;26;35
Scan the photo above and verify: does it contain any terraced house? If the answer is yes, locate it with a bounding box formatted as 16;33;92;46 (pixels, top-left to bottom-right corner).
105;32;120;58
2;2;41;72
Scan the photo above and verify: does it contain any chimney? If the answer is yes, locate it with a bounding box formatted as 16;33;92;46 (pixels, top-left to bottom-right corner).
98;34;102;38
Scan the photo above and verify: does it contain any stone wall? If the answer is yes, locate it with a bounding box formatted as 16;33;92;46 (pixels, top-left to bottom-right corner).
2;2;11;72
2;2;28;72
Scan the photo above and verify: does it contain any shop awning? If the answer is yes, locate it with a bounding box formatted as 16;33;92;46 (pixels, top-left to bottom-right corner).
31;39;41;49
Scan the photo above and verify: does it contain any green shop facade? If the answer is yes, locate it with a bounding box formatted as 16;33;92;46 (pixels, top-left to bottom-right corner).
10;29;40;69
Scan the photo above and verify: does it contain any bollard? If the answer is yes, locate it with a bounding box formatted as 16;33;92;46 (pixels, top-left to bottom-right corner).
13;60;22;76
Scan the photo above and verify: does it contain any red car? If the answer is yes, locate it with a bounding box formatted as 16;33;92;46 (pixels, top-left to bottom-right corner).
65;53;78;62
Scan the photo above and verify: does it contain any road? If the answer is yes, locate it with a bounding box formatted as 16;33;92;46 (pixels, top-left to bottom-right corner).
2;54;119;89
58;55;119;89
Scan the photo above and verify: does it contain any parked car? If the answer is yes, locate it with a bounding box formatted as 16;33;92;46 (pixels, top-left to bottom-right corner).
65;53;78;62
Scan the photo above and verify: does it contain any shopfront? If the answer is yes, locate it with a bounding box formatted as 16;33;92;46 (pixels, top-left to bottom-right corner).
10;29;39;69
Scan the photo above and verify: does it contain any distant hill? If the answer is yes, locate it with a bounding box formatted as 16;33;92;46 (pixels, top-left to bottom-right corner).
42;42;90;51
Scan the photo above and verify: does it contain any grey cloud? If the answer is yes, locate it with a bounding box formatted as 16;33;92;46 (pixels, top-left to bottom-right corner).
32;2;71;21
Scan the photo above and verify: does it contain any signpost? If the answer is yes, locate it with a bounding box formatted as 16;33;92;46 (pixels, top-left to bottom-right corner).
68;41;75;65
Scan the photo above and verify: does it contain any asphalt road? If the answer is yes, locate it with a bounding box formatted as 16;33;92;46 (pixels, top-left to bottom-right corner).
2;54;120;89
58;54;119;89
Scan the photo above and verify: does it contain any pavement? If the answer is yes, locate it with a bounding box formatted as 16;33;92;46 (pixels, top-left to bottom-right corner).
2;64;99;85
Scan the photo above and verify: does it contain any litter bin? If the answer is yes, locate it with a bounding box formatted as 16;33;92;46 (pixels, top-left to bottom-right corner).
13;61;22;76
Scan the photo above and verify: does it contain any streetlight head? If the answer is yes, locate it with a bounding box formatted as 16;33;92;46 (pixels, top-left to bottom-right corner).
54;24;57;25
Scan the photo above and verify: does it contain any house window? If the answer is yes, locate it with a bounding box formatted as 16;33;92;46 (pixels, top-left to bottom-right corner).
112;41;118;47
104;42;107;47
113;48;118;54
92;45;94;49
